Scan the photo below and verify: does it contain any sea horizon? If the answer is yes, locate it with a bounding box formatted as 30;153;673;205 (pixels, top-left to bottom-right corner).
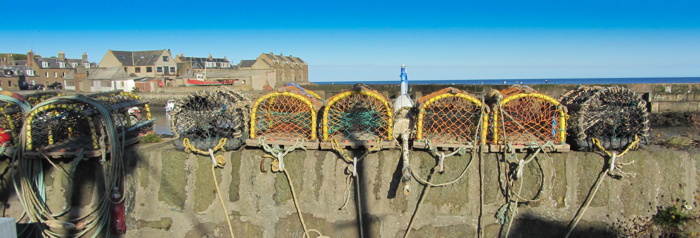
312;77;700;85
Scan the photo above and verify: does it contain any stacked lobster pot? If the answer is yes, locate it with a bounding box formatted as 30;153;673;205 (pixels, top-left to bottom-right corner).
319;83;396;150
23;91;154;158
247;83;323;149
171;88;250;152
0;92;31;156
559;86;649;151
413;87;488;150
488;85;569;152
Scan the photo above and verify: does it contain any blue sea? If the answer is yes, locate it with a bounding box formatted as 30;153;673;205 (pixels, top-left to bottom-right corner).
313;77;700;85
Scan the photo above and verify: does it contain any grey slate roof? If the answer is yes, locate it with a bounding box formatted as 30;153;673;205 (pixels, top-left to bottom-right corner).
111;50;164;66
238;60;256;68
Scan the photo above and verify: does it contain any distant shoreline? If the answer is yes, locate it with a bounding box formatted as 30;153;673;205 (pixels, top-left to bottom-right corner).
312;77;700;85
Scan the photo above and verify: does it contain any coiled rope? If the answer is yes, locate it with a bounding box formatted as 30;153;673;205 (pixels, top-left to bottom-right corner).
494;99;555;238
403;98;486;238
563;135;639;238
259;137;323;238
330;138;383;238
185;138;234;238
15;94;126;237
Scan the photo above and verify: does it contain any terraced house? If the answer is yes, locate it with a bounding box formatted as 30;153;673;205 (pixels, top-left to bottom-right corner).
99;49;177;79
25;50;94;87
246;52;308;83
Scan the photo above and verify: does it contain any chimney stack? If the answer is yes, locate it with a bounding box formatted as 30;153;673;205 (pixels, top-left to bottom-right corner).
82;52;88;63
26;50;34;67
58;51;65;61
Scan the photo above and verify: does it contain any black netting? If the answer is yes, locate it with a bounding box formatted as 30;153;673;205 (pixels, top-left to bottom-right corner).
171;88;250;151
559;86;649;151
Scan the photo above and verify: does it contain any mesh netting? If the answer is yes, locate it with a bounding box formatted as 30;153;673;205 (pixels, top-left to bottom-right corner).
492;85;567;145
251;84;322;141
171;88;250;151
559;86;649;150
322;84;393;142
416;87;485;145
24;91;154;156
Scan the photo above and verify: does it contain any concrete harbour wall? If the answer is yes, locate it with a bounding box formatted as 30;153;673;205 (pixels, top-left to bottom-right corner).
3;141;698;237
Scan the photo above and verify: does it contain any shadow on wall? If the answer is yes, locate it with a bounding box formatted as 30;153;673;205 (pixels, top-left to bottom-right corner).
504;213;615;238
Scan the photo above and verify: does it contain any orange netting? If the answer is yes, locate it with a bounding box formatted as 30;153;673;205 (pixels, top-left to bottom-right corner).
492;85;566;145
322;84;393;142
416;87;485;145
251;84;322;141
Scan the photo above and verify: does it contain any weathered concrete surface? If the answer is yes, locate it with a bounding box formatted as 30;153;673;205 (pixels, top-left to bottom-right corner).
2;141;699;237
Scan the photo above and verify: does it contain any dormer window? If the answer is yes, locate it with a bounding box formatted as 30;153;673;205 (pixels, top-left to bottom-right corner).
84;63;91;68
71;62;78;68
25;69;34;76
220;62;230;68
205;62;215;68
58;62;66;68
41;61;49;68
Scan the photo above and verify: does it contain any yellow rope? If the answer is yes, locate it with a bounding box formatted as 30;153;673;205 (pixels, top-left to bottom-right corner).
182;137;228;155
212;163;235;238
591;135;640;158
564;135;640;238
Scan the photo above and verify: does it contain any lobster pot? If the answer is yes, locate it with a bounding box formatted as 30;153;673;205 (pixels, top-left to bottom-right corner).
559;86;649;151
414;87;487;149
492;85;568;151
24;91;154;158
0;94;30;150
249;84;322;147
320;84;393;149
171;88;250;152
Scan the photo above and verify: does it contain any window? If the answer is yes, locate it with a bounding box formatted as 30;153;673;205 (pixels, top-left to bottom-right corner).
84;63;90;68
71;62;78;68
62;72;66;77
54;72;58;78
205;62;215;68
170;67;175;72
146;67;152;72
162;56;169;62
45;72;49;77
58;62;66;68
25;70;34;76
135;67;141;73
157;67;162;72
220;62;230;68
124;67;128;72
41;62;49;68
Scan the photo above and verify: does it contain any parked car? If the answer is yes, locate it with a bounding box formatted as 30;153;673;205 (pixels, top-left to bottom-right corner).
29;84;44;90
47;82;63;90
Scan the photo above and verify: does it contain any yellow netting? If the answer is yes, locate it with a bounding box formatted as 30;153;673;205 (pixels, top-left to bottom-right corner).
492;85;567;145
416;87;486;145
251;84;322;141
322;84;393;142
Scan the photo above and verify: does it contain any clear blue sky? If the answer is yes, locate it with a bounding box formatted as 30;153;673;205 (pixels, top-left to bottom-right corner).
2;0;699;82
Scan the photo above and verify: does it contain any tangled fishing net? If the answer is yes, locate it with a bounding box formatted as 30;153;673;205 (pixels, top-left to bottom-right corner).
559;86;649;151
490;85;567;146
24;91;153;156
322;83;393;142
251;83;322;141
416;87;485;145
171;88;250;152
